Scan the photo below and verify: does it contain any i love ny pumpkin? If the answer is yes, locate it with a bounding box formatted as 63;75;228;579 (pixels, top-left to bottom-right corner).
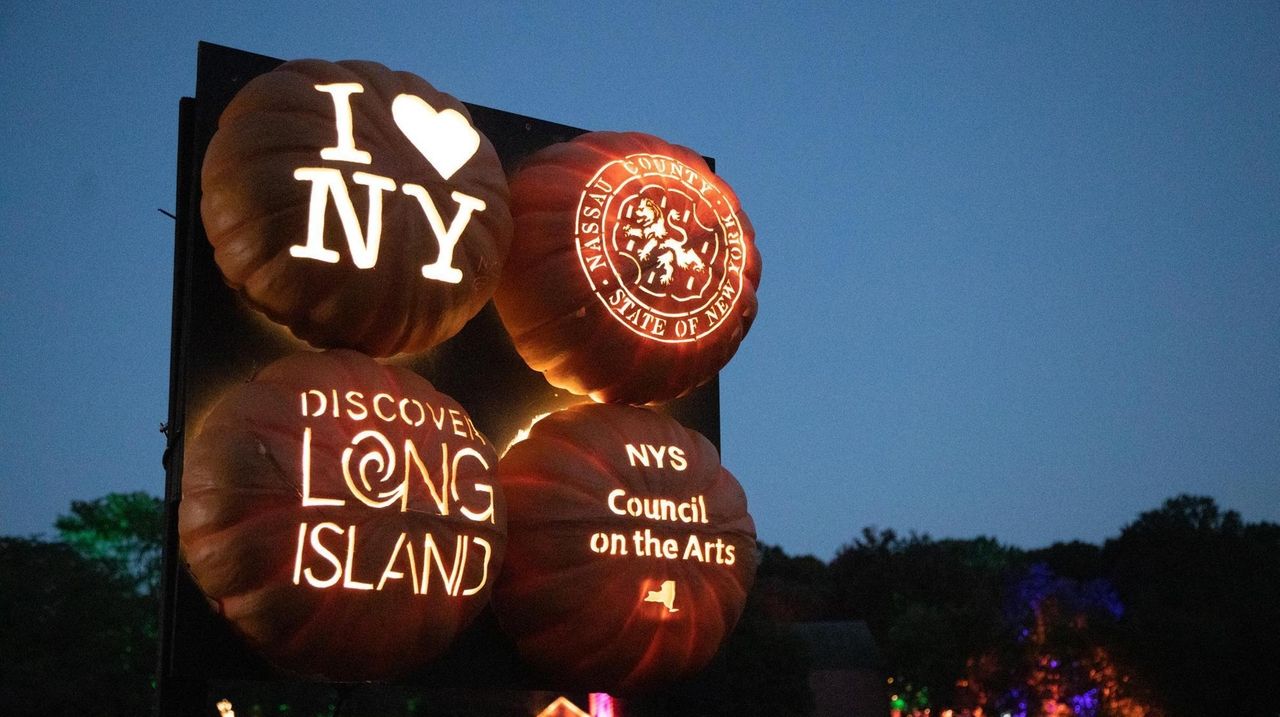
201;59;513;357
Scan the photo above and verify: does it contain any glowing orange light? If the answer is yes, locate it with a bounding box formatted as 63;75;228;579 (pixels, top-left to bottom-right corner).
288;82;485;282
202;58;519;357
494;403;755;690
574;153;748;345
180;351;506;679
644;580;679;612
535;694;617;717
286;381;498;596
496;131;760;404
536;696;591;717
505;411;551;454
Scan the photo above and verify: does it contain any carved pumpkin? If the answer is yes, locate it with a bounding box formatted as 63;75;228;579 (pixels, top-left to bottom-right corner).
494;403;756;691
201;59;512;357
495;131;761;404
179;350;505;680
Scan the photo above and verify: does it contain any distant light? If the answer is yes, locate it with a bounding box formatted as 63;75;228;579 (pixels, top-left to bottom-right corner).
589;693;616;717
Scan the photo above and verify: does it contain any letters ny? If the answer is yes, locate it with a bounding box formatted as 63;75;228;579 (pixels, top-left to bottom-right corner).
288;83;485;284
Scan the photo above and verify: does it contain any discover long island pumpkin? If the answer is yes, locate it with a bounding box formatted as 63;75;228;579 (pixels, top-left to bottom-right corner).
179;350;505;680
495;131;761;405
494;403;756;692
201;59;512;357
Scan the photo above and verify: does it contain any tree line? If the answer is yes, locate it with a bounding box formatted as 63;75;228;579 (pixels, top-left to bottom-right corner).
1;493;1276;716
752;494;1280;716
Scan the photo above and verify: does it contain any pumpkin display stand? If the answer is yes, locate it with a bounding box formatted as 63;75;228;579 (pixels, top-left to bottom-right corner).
161;42;730;713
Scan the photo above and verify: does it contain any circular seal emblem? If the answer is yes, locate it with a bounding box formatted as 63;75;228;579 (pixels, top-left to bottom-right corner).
574;153;747;344
498;131;761;404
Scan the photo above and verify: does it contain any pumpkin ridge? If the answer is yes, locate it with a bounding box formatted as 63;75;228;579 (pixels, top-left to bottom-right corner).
182;508;296;593
213;67;318;125
255;431;356;524
618;601;692;688
510;428;632;497
503;242;589;296
204;181;307;254
236;244;319;319
298;252;395;352
504;306;593;369
500;476;600;517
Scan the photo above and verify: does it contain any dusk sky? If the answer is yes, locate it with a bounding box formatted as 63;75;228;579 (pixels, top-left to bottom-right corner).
1;3;1277;559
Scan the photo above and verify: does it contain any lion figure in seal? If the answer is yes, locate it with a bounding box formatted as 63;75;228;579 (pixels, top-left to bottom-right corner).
625;197;705;286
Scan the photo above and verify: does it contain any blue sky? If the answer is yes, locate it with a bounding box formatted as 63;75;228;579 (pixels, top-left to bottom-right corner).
1;3;1277;558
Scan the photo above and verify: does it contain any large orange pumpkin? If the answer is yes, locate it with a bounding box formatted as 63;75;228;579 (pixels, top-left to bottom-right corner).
495;131;762;404
179;350;505;680
201;59;512;357
494;403;756;691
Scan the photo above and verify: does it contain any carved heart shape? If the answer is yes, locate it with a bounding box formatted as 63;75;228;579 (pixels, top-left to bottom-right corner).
391;94;480;181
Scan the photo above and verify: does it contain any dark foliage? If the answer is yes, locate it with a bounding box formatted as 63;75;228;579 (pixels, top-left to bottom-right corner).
1025;540;1104;583
1102;495;1280;717
828;528;1019;708
754;542;836;622
55;491;164;596
8;491;1278;716
0;538;157;717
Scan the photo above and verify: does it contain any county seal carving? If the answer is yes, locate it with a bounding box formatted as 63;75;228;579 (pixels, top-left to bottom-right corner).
576;152;749;344
497;131;761;405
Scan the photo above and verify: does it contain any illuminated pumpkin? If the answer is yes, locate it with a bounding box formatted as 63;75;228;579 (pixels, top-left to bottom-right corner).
179;350;505;680
495;131;761;404
495;403;756;691
201;59;512;357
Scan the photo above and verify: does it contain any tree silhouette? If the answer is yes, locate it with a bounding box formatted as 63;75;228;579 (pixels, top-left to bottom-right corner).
10;489;1275;715
830;529;1019;710
954;563;1161;716
0;493;164;716
0;538;156;716
1103;494;1280;717
55;491;164;596
753;542;836;622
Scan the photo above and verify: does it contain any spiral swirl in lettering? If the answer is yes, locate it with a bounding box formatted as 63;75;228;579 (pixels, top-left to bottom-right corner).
341;429;405;509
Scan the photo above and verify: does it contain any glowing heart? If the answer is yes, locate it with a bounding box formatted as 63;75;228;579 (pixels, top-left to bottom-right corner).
391;94;480;181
